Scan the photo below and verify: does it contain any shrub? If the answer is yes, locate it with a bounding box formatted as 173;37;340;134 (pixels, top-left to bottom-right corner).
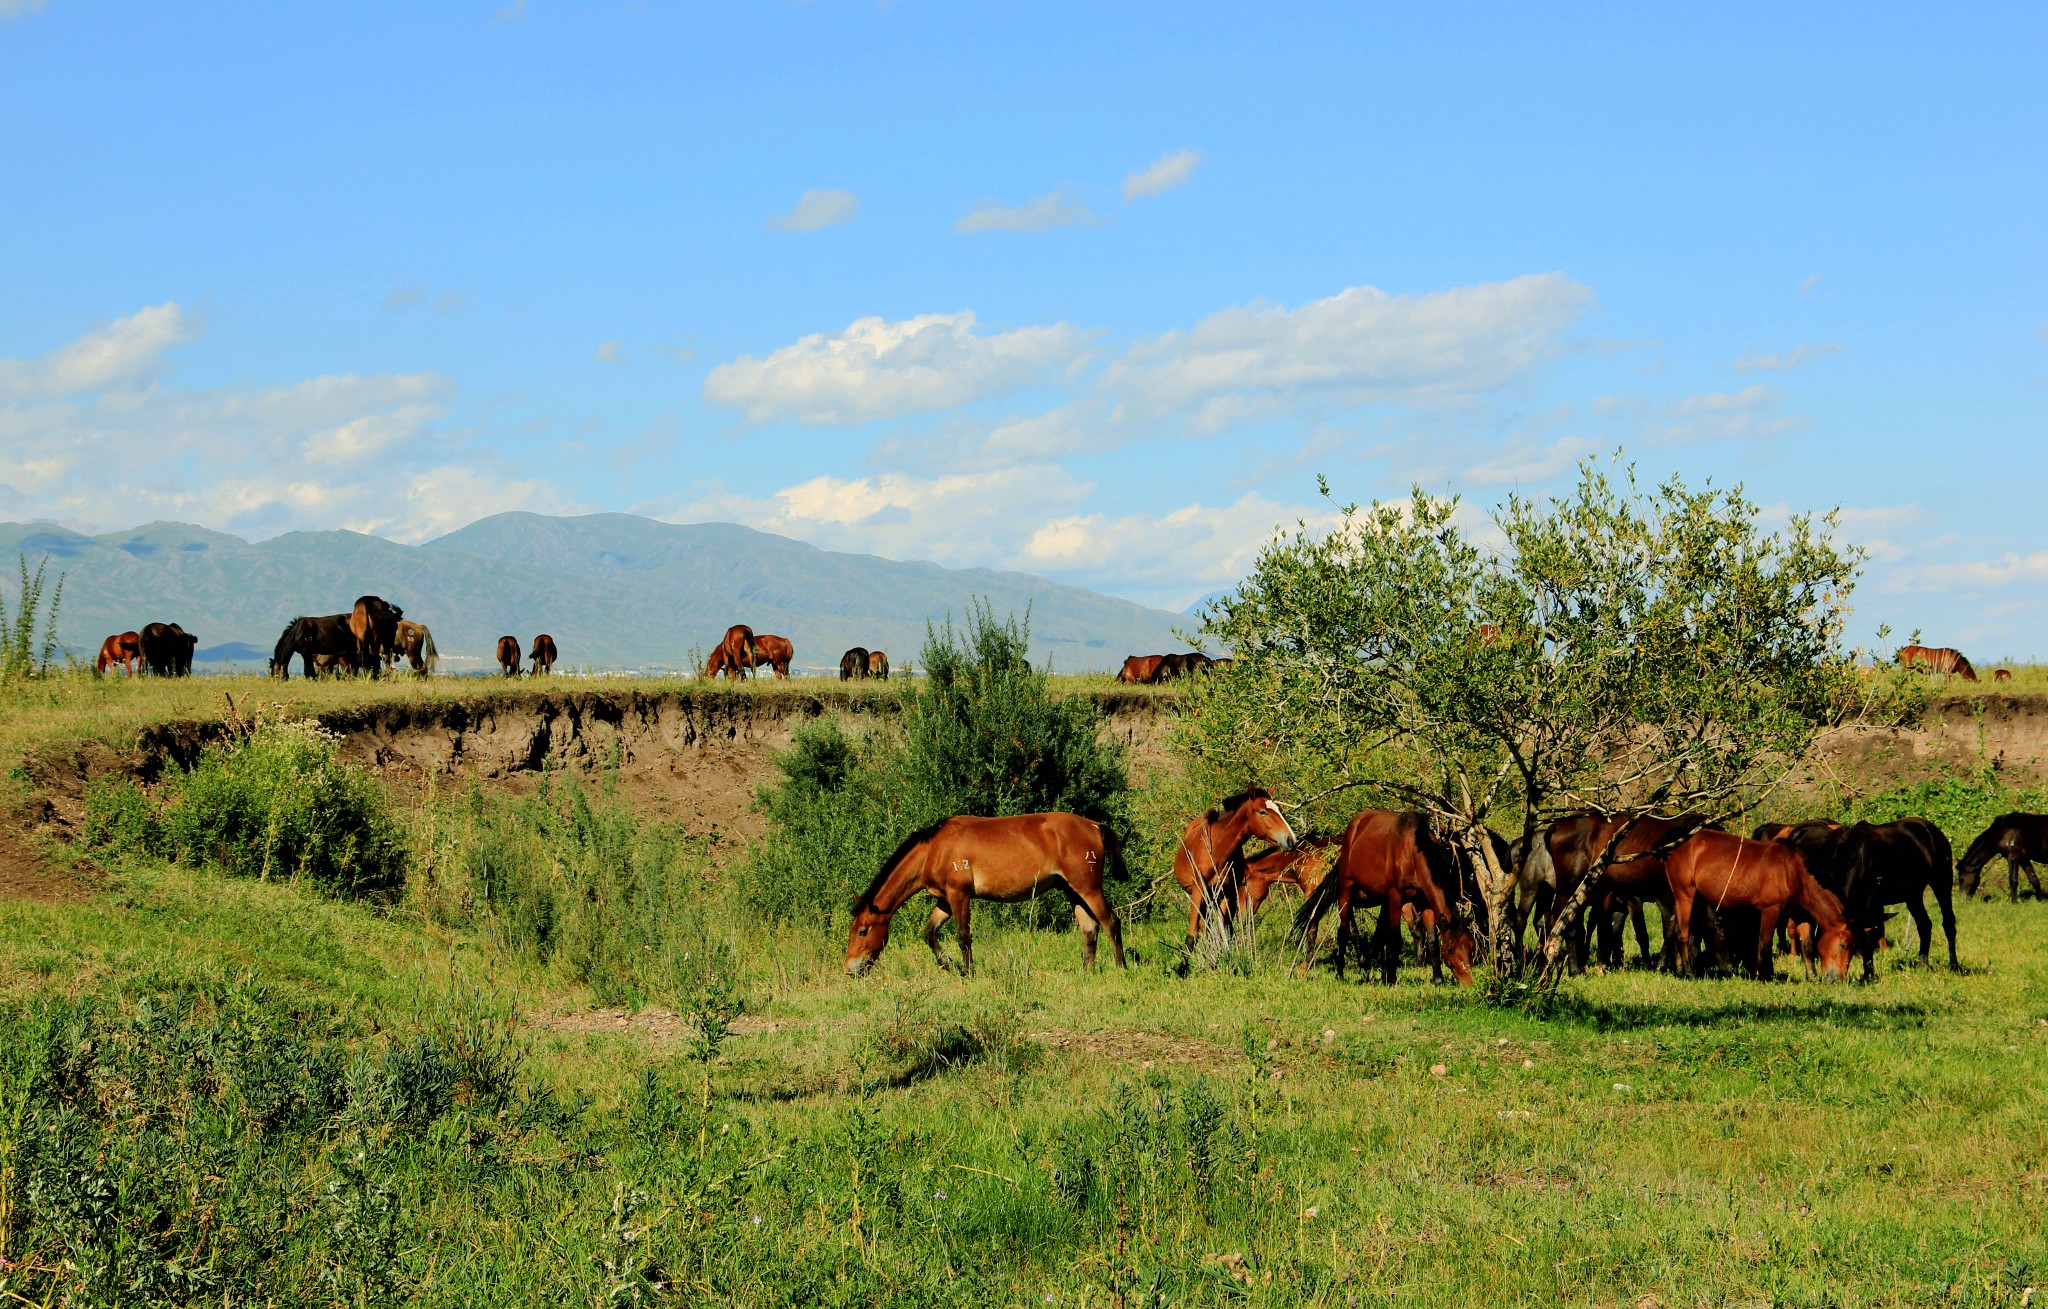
738;718;915;927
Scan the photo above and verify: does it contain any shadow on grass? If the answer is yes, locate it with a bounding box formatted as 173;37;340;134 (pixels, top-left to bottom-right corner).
1535;993;1932;1032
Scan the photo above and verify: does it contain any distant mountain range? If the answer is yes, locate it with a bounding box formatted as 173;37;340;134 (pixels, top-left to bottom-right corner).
0;513;1194;673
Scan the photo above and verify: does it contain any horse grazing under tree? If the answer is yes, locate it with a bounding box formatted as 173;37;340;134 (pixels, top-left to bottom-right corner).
1959;813;2048;901
844;812;1128;977
1525;811;1708;970
749;634;794;678
1662;829;1851;979
1290;810;1473;984
868;650;890;680
529;634;557;675
140;622;198;677
271;615;356;679
496;636;521;677
1897;645;1977;681
1169;788;1297;947
349;597;403;677
705;625;758;679
839;647;870;680
96;631;141;677
391;620;437;676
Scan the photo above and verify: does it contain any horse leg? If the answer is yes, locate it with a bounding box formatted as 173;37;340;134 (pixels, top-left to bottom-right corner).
1630;901;1651;965
1903;891;1934;968
948;889;975;977
1332;885;1354;982
1377;897;1402;985
1069;882;1126;970
1669;886;1696;977
1186;891;1204;953
1071;904;1099;970
922;904;953;972
1932;878;1960;971
2026;858;2045;900
1754;906;1780;981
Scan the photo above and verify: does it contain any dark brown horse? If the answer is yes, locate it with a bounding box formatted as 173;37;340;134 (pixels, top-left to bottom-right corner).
706;624;758;679
1830;819;1958;976
1291;811;1472;984
1663;829;1851;979
1170;788;1297;947
868;649;890;680
1960;813;2048;901
749;634;794;679
349;596;403;677
1150;652;1214;683
1897;645;1977;681
1524;812;1707;970
95;631;142;677
529;633;557;675
844;812;1127;976
839;647;870;680
271;615;356;679
496;635;521;676
1116;655;1164;685
139;622;198;677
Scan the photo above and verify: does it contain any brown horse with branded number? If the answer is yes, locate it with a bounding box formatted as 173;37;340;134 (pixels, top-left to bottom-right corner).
1896;644;1977;681
1662;828;1851;979
706;624;758;679
529;633;558;675
1290;810;1473;984
844;812;1127;976
96;631;142;677
1170;788;1297;947
496;636;521;676
391;620;438;676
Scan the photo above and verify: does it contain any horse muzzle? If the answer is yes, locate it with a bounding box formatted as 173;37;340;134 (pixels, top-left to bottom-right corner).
844;957;875;978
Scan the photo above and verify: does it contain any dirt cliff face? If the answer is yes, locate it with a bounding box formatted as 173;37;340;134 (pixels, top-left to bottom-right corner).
1815;695;2048;790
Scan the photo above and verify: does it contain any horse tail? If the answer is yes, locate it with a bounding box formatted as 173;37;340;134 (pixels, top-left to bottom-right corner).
1099;820;1130;887
421;626;438;672
1290;864;1341;945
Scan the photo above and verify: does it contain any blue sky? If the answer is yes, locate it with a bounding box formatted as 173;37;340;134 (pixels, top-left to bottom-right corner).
1;2;2043;651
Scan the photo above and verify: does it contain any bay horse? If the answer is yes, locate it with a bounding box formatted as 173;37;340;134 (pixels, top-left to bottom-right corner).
139;622;198;677
95;631;142;677
1170;788;1297;947
1525;811;1708;970
270;615;356;679
1959;813;2048;901
1117;655;1164;685
349;596;404;677
1896;645;1977;681
749;634;794;679
1830;819;1958;977
496;636;521;677
391;620;438;675
1994;668;2014;682
1290;810;1472;984
1238;834;1342;917
844;812;1127;977
706;624;757;679
1662;829;1851;980
868;649;890;680
529;633;558;675
839;647;870;680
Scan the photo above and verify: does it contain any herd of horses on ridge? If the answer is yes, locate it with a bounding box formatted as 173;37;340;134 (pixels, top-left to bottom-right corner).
845;793;2048;987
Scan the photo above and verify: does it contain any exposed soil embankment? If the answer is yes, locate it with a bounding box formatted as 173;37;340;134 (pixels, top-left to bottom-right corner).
1816;694;2048;789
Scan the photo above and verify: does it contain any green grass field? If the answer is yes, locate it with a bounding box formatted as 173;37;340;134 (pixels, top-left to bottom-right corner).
4;675;2048;1306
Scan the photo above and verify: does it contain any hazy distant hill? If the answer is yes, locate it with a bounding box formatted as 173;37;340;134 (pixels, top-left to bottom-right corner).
0;513;1190;672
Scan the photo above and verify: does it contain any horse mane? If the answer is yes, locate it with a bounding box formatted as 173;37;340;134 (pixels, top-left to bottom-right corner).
852;820;949;913
1952;651;1977;677
1204;786;1274;822
272;617;308;665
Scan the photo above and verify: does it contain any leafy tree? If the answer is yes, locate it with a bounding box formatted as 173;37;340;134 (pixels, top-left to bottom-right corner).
1185;459;1865;974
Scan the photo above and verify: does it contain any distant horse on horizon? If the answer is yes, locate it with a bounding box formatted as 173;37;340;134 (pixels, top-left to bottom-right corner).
529;633;557;676
140;622;197;677
839;647;870;680
271;615;356;679
96;631;142;677
705;625;758;679
349;597;404;678
496;635;522;677
1897;644;1977;681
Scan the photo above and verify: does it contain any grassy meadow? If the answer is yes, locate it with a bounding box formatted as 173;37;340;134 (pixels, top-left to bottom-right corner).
3;670;2048;1306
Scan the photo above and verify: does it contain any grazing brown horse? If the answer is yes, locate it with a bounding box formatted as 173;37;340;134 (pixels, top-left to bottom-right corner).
496;636;521;676
706;624;758;679
1291;811;1472;984
529;633;558;675
1170;788;1298;947
839;647;870;680
868;649;890;680
391;620;437;675
749;634;794;679
271;615;356;678
1116;655;1164;685
1150;652;1214;683
139;622;198;677
1896;645;1977;681
349;596;404;677
95;631;142;677
844;812;1127;977
1238;834;1342;917
1994;668;2014;682
1525;811;1708;970
1662;829;1851;979
1959;813;2048;900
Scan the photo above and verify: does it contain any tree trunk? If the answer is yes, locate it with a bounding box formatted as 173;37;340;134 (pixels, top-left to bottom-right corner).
1459;827;1518;976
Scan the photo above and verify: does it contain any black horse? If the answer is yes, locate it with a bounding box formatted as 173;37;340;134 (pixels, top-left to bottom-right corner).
271;615;358;679
1791;817;1959;977
1959;814;2048;901
839;647;870;680
139;622;198;677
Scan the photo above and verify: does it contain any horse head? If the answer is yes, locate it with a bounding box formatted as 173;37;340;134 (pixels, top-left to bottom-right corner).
1233;789;1296;852
844;902;894;976
1813;919;1853;981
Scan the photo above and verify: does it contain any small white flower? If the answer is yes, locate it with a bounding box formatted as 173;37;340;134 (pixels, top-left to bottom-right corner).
933;1189;947;1200
750;1215;762;1227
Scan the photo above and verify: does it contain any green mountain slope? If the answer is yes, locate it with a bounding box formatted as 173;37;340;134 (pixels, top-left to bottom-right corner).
0;514;1190;672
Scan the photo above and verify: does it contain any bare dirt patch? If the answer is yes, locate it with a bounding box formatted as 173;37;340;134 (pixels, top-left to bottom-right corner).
1028;1025;1243;1073
0;826;98;902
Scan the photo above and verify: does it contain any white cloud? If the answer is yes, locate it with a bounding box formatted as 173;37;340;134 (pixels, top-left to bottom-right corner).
1099;273;1595;428
1797;273;1821;295
1459;435;1602;486
1731;342;1845;373
1641;384;1803;445
0;303;199;400
1022;492;1334;603
1898;552;2048;591
491;0;529;23
955;189;1097;233
703;310;1089;425
767;188;858;232
1123;149;1203;201
594;340;625;363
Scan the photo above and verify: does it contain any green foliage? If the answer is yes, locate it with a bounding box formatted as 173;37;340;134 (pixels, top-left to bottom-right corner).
82;719;406;896
741;604;1134;930
0;554;64;682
